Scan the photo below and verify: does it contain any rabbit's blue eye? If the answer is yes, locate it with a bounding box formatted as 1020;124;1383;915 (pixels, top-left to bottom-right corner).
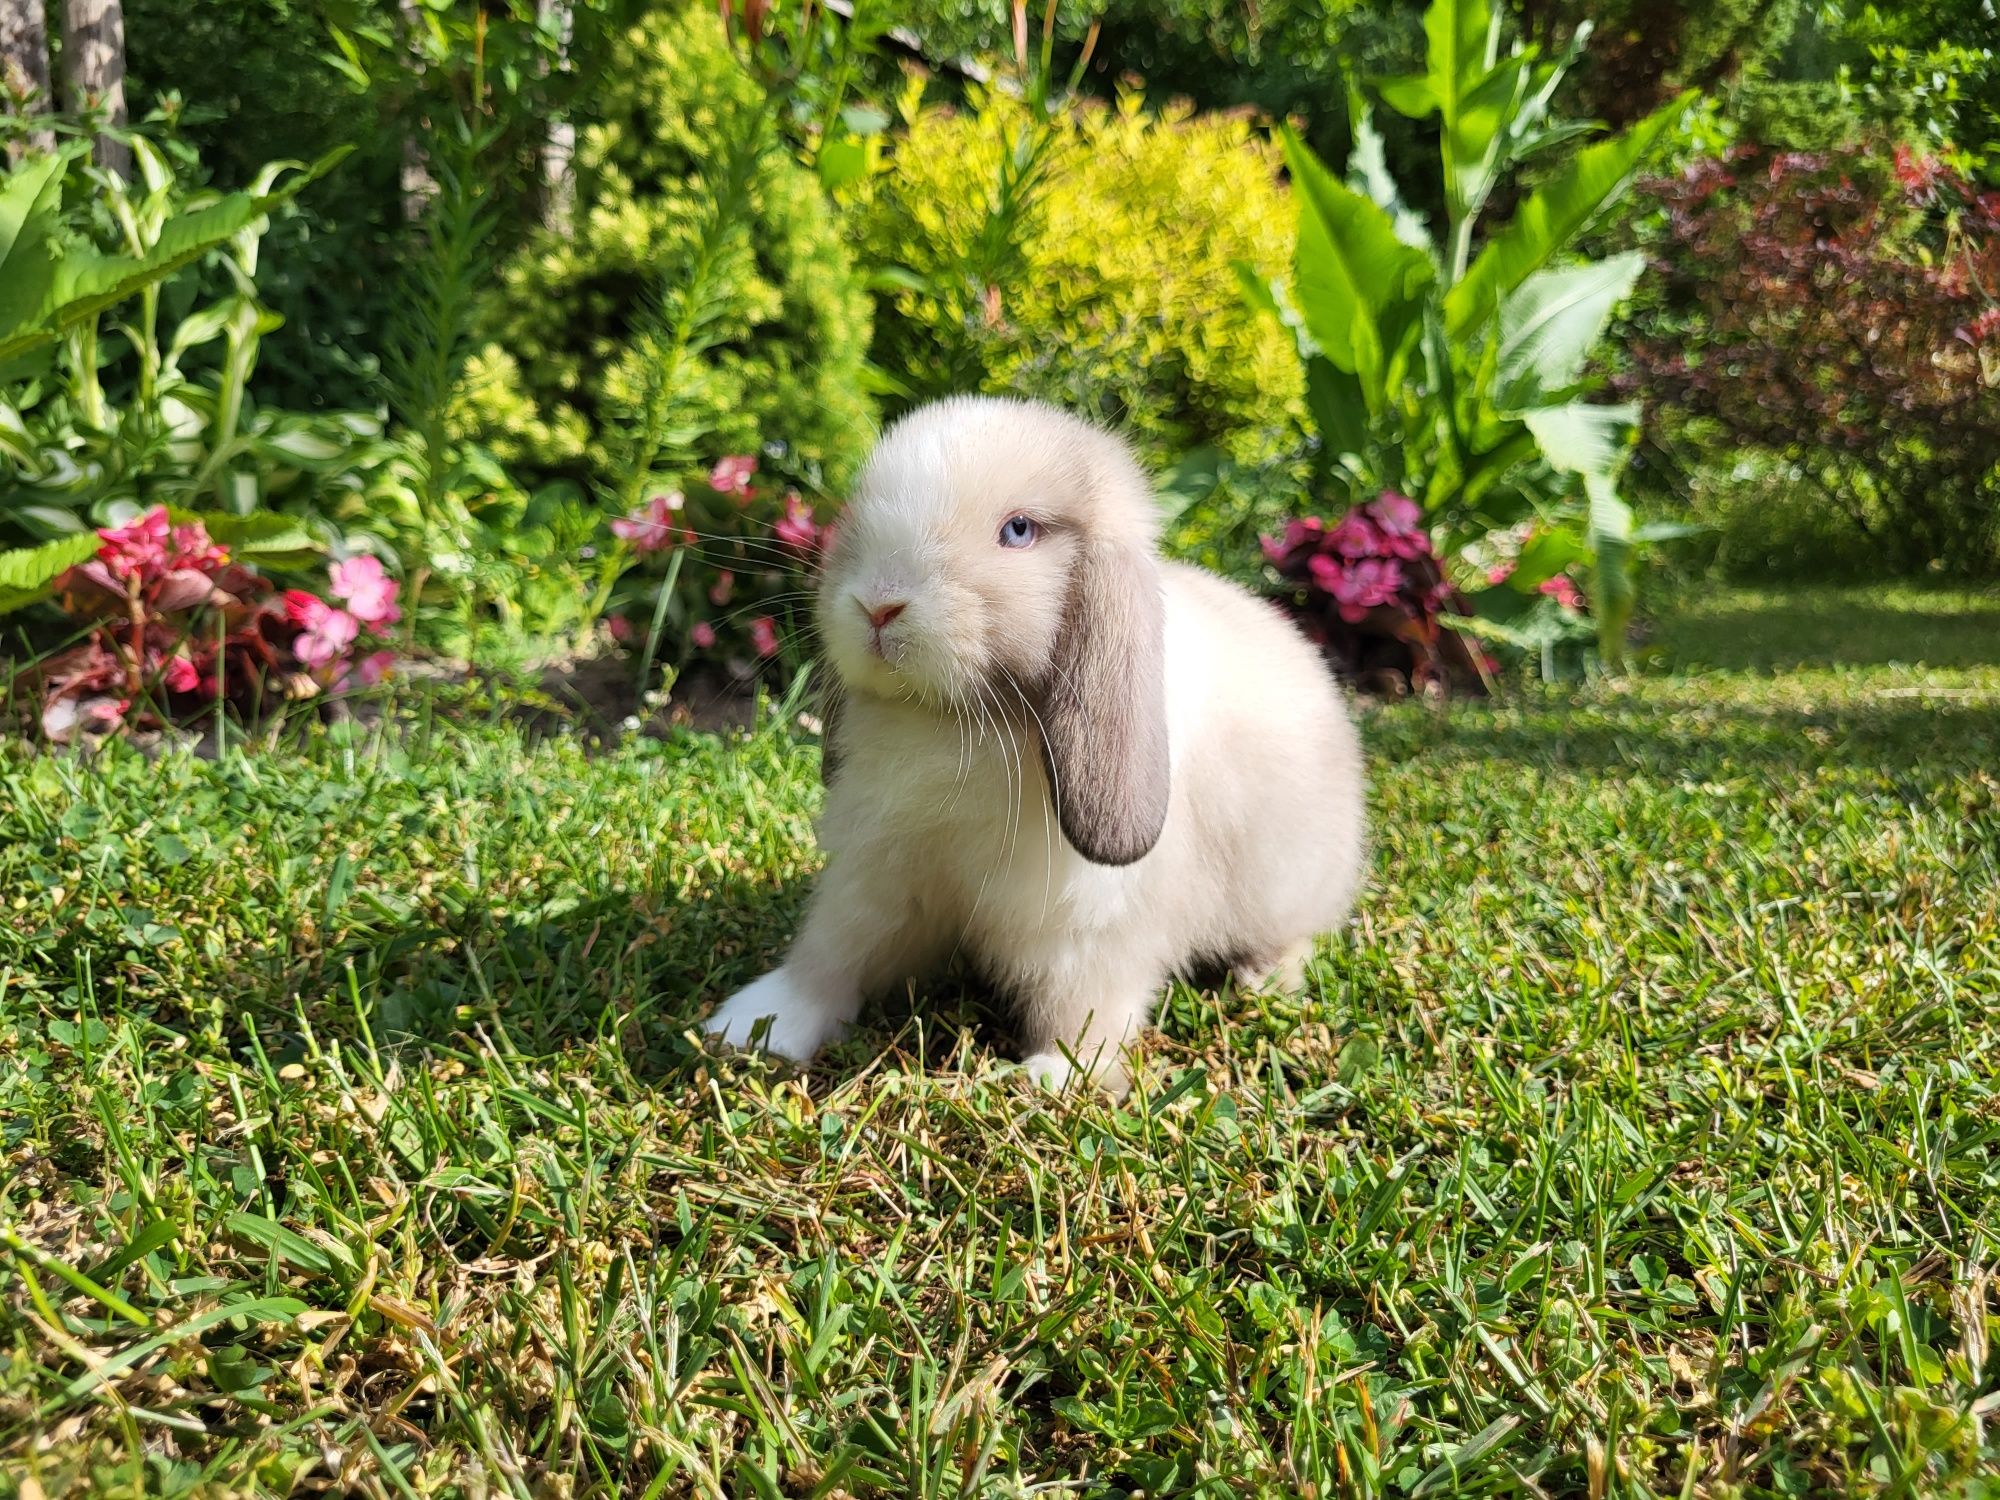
998;514;1039;549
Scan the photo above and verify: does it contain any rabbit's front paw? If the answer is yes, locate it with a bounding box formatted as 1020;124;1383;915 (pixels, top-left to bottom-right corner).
704;969;849;1062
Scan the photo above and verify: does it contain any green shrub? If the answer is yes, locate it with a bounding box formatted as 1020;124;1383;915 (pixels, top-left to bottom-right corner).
851;88;1302;463
455;4;876;493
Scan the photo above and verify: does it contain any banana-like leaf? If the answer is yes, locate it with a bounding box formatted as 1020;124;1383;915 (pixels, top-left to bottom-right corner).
1494;252;1645;409
1305;355;1369;464
1585;470;1635;664
1521;399;1639;476
0;146;354;365
1280;128;1433;398
1422;0;1507;223
0;531;102;615
1445;95;1687;336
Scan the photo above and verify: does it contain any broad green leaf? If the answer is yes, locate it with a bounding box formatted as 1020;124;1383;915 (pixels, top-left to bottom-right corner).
1522;399;1639;476
1305;355;1369;463
1494;252;1645;409
166;508;319;560
1586;470;1635;663
1446;94;1688;336
0;531;102;614
1423;0;1506;222
1374;73;1435;119
1280;127;1432;396
0;152;73;338
0;145;353;364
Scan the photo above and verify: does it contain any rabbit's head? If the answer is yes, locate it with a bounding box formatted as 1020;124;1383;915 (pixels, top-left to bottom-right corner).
818;396;1170;865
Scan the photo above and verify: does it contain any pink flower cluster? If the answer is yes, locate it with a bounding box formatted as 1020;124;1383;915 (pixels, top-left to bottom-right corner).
38;506;401;743
284;555;400;681
1261;492;1441;623
610;490;694;555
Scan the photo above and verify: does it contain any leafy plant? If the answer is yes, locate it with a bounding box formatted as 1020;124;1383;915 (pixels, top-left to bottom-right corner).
1242;0;1690;665
14;505;399;744
0;140;378;548
1260;491;1492;696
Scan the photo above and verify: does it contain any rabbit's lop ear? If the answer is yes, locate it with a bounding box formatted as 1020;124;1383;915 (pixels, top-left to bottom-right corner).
1038;540;1170;866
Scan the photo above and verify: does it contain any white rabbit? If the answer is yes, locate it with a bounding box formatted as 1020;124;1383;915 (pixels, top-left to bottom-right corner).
704;396;1366;1094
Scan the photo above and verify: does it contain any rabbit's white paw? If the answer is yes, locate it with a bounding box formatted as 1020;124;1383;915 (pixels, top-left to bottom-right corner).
704;969;848;1062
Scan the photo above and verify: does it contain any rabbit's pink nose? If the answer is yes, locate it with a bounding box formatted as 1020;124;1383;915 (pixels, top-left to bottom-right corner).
863;600;907;630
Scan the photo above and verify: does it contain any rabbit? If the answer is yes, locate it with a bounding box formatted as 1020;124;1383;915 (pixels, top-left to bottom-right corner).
703;395;1367;1094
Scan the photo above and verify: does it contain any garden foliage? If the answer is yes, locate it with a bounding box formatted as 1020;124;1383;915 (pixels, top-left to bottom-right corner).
1625;140;2000;572
454;2;876;497
855;88;1302;463
1245;0;1689;664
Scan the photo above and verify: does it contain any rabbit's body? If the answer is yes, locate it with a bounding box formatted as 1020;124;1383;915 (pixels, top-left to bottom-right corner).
705;398;1366;1090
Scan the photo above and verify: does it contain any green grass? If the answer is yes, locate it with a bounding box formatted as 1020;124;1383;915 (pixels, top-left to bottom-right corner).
2;584;1997;1498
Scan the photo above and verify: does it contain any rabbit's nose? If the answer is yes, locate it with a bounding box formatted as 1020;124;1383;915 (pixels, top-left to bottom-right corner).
863;599;908;630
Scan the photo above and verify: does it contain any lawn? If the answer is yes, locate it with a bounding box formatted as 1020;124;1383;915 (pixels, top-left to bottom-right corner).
2;584;1996;1498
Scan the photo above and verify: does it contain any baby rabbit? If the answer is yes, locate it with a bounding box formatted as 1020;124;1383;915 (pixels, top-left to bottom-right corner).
705;396;1366;1093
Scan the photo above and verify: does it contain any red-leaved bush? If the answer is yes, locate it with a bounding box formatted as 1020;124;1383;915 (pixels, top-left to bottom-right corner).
1261;492;1492;696
30;507;399;743
1625;142;2000;568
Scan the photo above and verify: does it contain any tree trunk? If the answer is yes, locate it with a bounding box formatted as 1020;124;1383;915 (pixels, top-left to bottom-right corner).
397;0;435;220
60;0;127;179
537;0;575;232
1;0;55;158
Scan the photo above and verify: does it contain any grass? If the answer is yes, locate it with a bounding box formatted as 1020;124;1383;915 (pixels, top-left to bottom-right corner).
1;582;1996;1498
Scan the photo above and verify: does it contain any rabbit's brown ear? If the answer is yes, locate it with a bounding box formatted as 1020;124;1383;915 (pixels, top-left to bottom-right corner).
1037;540;1170;865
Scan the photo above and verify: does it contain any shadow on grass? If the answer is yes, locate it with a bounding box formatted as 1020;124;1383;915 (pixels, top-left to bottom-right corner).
1372;696;2000;791
1650;592;2000;673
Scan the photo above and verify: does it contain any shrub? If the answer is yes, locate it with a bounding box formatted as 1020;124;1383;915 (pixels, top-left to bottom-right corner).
454;3;876;494
1622;141;2000;574
851;87;1303;463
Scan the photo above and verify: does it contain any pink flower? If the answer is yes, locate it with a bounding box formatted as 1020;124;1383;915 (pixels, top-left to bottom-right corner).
169;521;229;573
97;508;172;582
285;590;360;668
708;570;735;607
1325;511;1382;559
1539;574;1585;611
1365;491;1432;559
606;613;636;644
355;651;395;687
773;491;821;555
749;615;780;657
691;620;718;649
709;455;758;497
1260;516;1324;564
163;653;201;694
611;491;690;554
1486;562;1516;586
1309;554;1404;623
328;556;401;629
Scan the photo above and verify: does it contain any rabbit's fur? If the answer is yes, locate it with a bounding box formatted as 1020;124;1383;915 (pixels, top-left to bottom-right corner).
705;396;1366;1092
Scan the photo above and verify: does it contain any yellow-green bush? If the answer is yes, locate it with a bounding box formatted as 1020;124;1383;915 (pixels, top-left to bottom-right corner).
851;89;1302;461
455;4;875;489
